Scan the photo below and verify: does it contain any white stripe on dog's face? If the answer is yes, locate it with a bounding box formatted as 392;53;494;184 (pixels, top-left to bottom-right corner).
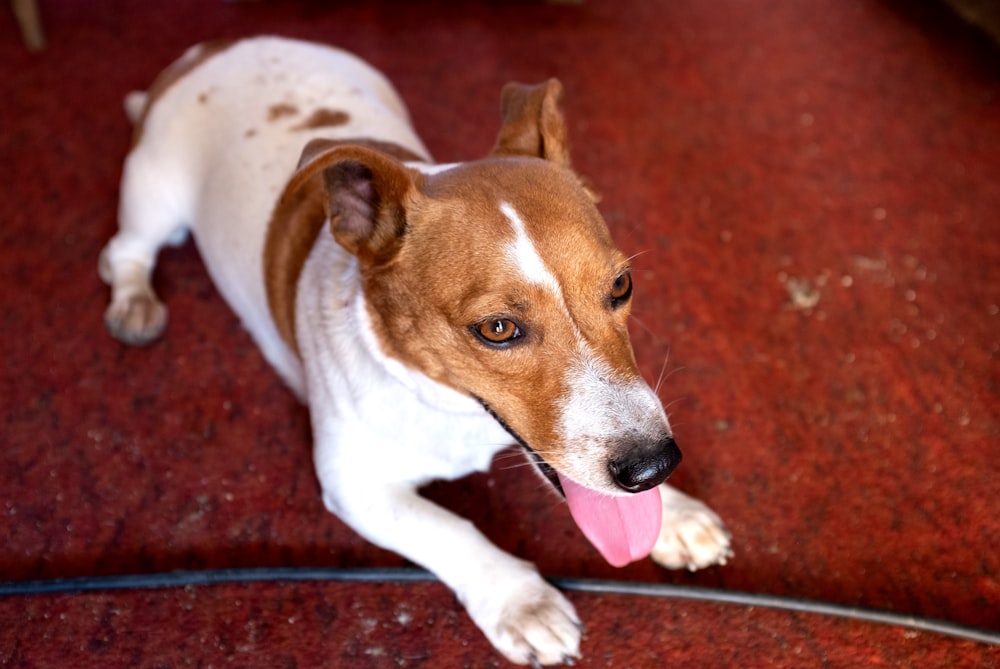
500;201;563;298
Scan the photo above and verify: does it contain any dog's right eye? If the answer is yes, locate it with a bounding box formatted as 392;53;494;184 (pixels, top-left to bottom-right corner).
610;270;633;308
472;318;523;347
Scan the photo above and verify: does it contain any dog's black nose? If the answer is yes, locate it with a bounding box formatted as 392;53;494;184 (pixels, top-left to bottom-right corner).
609;437;682;493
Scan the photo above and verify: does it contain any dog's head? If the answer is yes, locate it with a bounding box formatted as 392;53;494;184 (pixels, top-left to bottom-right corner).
286;80;680;565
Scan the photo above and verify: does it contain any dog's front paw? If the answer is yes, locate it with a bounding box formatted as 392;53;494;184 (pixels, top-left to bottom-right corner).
651;486;733;571
104;293;167;346
467;571;582;666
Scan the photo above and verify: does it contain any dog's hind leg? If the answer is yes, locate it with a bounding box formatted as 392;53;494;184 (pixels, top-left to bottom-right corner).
100;149;189;346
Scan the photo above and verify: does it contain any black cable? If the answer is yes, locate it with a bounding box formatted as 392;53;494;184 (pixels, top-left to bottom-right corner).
1;567;997;646
0;567;434;594
553;578;1000;646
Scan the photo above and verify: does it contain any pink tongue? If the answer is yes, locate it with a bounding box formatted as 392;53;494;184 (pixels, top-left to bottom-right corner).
558;473;662;567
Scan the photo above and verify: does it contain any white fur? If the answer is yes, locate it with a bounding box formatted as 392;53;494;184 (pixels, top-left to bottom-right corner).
101;36;730;666
500;201;563;297
556;343;672;492
407;161;460;175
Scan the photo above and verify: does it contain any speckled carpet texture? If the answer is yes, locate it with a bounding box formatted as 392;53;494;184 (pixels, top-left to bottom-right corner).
2;0;998;666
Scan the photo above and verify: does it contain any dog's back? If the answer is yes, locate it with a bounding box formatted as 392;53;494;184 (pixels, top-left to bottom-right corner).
107;36;431;386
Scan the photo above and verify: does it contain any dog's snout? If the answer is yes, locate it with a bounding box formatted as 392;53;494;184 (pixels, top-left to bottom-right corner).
609;437;682;493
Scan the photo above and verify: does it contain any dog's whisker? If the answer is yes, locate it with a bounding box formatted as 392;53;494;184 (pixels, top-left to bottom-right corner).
625;249;651;264
491;449;526;462
656;364;687;396
492;447;563;474
627;312;659;342
496;460;544;473
663;396;686;412
654;345;671;394
656;366;685;395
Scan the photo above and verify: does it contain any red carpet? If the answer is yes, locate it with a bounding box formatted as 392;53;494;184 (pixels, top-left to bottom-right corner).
2;0;999;666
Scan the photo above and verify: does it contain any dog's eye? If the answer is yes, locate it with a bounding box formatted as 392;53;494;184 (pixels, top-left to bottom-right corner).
473;318;522;347
610;270;633;307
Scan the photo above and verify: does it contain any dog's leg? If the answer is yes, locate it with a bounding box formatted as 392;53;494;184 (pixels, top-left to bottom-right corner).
100;151;188;346
318;458;581;665
650;483;733;570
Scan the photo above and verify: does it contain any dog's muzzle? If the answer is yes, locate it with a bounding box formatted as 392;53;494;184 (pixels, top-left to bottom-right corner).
472;393;680;495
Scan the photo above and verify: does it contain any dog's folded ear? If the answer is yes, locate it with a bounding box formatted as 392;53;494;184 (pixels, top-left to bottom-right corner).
322;151;414;263
265;141;421;352
491;78;571;167
291;139;420;264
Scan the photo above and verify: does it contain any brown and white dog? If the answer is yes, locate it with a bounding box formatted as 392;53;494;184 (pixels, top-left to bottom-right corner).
100;36;732;666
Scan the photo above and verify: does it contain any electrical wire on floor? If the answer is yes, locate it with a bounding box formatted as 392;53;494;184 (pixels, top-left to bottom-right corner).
1;567;997;646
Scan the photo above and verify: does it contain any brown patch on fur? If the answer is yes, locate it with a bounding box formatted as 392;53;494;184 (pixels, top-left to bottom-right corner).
291;108;351;131
129;39;235;147
268;103;299;122
263;139;427;354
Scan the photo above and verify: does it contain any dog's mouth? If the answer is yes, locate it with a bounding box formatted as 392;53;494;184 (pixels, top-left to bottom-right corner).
470;394;564;493
472;395;663;567
524;447;564;494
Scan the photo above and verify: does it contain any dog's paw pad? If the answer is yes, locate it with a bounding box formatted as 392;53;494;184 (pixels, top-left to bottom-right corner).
105;294;167;346
483;581;582;666
651;498;733;571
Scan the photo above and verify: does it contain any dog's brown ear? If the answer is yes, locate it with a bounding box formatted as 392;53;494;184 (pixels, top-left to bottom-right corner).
264;141;420;352
321;149;417;263
288;140;420;264
490;78;571;166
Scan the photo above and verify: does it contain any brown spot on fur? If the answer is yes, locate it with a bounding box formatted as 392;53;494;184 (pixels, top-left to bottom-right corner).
198;92;209;104
129;39;235;147
245;128;257;138
268;103;299;121
291;108;351;131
